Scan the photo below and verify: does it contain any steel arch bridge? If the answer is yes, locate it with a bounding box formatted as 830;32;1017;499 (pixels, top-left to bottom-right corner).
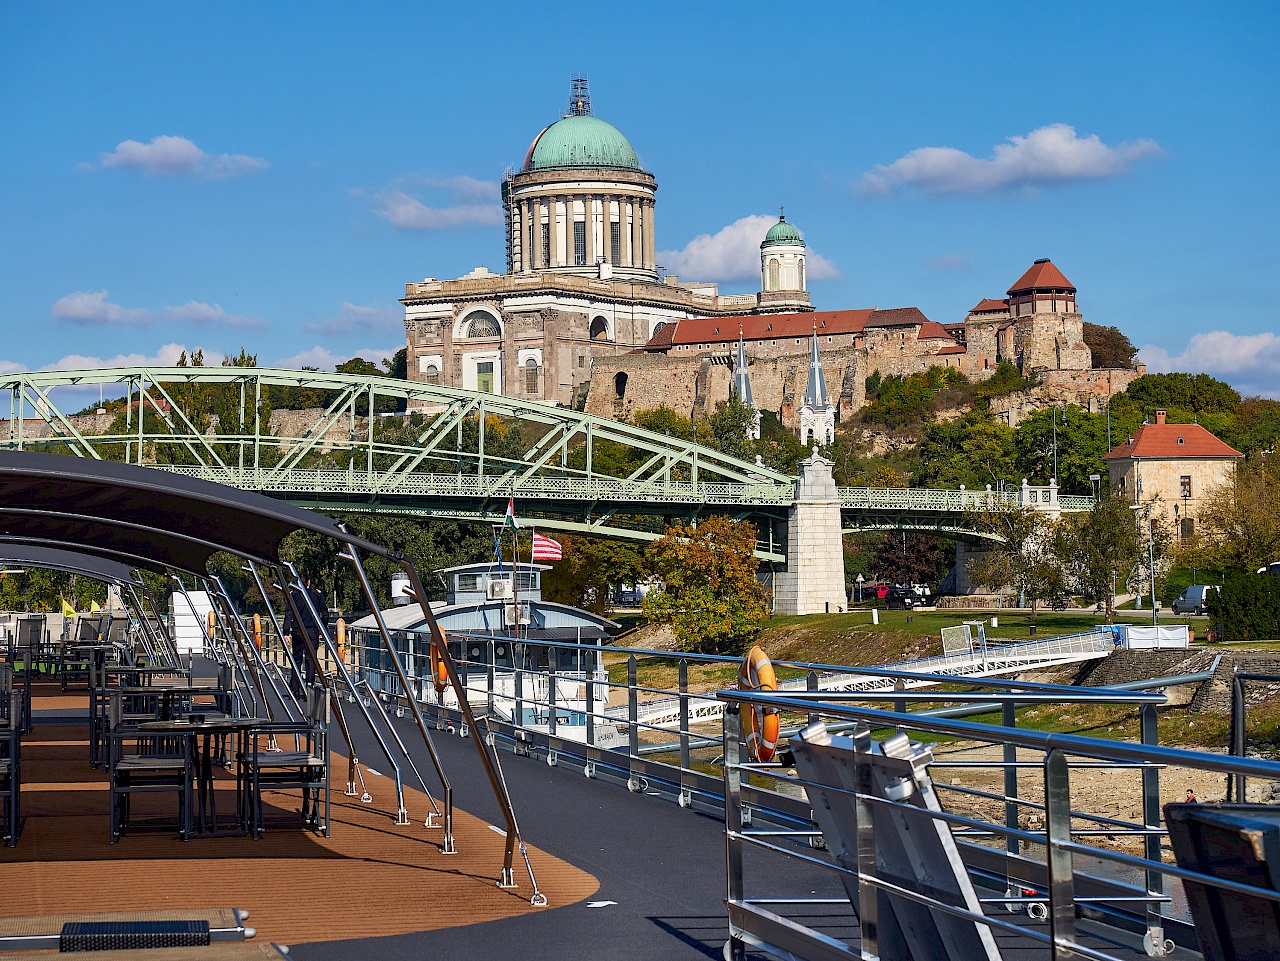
0;367;1092;560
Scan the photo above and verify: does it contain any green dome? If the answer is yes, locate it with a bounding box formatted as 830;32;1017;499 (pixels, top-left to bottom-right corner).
524;115;641;172
762;215;804;247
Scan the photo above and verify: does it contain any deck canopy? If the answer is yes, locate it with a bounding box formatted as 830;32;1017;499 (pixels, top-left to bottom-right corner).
0;544;145;587
0;451;392;574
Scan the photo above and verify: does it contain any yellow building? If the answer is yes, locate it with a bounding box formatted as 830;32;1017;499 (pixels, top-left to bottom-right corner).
1102;409;1242;537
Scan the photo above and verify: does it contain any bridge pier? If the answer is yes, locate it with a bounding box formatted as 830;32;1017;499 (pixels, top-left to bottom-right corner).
773;451;847;616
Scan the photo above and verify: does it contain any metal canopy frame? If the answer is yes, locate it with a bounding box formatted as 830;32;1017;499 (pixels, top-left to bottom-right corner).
0;449;542;901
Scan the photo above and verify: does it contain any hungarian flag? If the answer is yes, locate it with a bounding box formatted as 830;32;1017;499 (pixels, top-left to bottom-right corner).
531;532;562;562
504;497;519;530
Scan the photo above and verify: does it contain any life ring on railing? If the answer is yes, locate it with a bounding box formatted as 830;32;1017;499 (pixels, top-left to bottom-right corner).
738;645;779;762
429;635;449;695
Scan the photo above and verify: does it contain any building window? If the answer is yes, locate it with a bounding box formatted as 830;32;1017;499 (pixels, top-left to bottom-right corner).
1180;475;1192;499
423;363;440;385
590;316;610;341
578;355;584;368
464;311;501;338
614;371;628;397
767;259;780;290
541;223;550;265
610;222;621;264
573;220;586;266
1181;517;1195;540
476;361;495;394
525;358;538;394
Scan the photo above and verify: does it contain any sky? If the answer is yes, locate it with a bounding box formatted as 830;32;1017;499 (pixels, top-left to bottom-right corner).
2;2;1278;397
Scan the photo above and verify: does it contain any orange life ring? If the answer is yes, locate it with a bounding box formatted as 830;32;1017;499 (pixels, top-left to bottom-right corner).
429;635;449;695
738;645;780;762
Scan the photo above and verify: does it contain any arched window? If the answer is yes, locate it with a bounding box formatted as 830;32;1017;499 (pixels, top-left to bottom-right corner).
463;311;501;339
614;372;628;398
590;316;610;341
423;364;440;385
798;258;805;290
525;358;539;394
767;259;780;290
651;321;668;338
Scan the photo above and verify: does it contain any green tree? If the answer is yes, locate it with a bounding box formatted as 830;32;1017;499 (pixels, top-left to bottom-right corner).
1188;459;1280;574
1225;397;1280;457
916;412;1017;489
1116;372;1241;420
1058;492;1142;622
1082;323;1138;370
1014;405;1115;494
642;515;769;654
541;535;647;615
964;504;1068;620
707;396;757;461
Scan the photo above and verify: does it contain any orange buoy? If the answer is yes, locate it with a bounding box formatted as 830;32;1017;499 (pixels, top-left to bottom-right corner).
429;635;449;695
252;613;262;648
738;645;780;762
336;618;346;663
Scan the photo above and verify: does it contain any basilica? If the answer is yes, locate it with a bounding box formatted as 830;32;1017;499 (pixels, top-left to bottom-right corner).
402;79;1137;430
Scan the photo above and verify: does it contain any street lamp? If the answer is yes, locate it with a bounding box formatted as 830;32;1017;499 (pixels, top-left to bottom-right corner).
1130;503;1158;627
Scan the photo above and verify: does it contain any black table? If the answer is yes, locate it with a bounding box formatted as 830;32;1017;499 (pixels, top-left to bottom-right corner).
137;717;262;835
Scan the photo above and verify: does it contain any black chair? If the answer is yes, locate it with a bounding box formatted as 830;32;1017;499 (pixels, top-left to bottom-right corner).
0;690;21;845
106;693;191;841
241;685;330;838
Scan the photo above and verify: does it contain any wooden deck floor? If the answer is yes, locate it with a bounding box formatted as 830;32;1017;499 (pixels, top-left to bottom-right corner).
0;687;598;945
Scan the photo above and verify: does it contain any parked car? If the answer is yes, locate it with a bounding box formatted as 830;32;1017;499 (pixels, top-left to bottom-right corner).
1257;561;1280;577
1172;584;1219;615
886;586;925;611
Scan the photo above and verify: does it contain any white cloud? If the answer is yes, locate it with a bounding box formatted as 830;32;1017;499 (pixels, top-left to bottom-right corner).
163;300;262;329
51;290;152;327
658;215;841;283
302;301;402;337
274;345;399;371
861;123;1160;196
375;190;503;230
1139;330;1280;399
44;343;228;371
51;290;260;329
95;135;268;179
420;175;499;201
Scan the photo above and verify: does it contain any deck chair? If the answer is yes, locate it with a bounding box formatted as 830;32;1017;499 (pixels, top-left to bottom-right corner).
0;690;20;845
107;692;191;841
241;685;330;838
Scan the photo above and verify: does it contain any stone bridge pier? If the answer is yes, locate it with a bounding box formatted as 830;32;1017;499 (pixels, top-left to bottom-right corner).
773;451;847;616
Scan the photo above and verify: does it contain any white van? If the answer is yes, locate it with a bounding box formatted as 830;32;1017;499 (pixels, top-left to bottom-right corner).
1171;585;1218;615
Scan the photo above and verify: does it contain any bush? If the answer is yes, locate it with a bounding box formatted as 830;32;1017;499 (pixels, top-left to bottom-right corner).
1206;574;1280;642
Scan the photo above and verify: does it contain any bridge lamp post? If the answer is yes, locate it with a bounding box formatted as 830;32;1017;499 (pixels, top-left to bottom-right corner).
1130;503;1158;627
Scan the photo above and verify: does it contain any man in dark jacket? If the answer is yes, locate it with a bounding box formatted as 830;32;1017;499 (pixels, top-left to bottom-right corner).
282;575;328;694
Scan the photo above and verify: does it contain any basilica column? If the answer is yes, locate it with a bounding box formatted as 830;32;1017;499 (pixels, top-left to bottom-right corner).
529;199;542;271
644;200;656;269
585;196;596;268
631;200;641;269
548;196;561;268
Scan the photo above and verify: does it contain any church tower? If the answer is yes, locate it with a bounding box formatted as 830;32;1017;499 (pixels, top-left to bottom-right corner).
732;324;762;440
757;209;812;314
798;324;835;446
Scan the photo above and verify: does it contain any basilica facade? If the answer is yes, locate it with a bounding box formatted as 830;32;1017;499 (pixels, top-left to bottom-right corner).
401;79;810;408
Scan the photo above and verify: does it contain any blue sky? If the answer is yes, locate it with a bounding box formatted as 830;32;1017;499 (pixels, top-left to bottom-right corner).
2;2;1278;395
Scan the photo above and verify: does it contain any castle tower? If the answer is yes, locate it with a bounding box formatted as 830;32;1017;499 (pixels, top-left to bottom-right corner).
732;324;762;440
757;209;812;313
1005;258;1091;372
798;324;835;446
503;76;658;282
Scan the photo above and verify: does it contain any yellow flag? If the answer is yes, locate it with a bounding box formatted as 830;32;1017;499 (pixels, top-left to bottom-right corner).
89;599;102;613
60;597;77;617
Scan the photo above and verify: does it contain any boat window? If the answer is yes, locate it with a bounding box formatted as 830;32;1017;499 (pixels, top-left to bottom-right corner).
455;573;481;592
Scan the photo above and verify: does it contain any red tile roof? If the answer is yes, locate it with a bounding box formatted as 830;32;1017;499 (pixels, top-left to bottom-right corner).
657;309;874;347
1103;423;1243;460
969;298;1010;313
644;322;676;350
866;306;931;328
937;344;966;355
917;320;953;340
1008;259;1075;294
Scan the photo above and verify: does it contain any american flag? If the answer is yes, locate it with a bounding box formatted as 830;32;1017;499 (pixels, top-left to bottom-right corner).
531;532;562;562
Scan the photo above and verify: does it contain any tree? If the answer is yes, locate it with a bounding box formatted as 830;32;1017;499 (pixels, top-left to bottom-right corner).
1188;459;1280;573
706;396;757;461
541;535;647;615
915;412;1017;490
1058;492;1142;622
1117;372;1241;419
1014;405;1115;494
964;503;1068;620
641;515;770;654
383;347;408;380
1083;323;1138;370
1225;397;1280;457
870;531;953;588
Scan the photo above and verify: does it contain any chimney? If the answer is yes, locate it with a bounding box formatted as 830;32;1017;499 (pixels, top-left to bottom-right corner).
1155;409;1167;425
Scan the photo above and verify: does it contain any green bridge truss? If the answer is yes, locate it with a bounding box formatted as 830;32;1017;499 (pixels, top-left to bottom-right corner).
0;367;1091;561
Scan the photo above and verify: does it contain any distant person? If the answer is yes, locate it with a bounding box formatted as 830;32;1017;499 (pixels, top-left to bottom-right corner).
1185;789;1198;803
283;575;328;694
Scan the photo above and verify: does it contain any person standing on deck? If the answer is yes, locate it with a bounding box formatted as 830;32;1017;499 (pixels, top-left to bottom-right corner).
283;575;328;694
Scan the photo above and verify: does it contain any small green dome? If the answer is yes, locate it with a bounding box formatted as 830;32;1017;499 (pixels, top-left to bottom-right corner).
762;215;804;248
524;115;641;172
